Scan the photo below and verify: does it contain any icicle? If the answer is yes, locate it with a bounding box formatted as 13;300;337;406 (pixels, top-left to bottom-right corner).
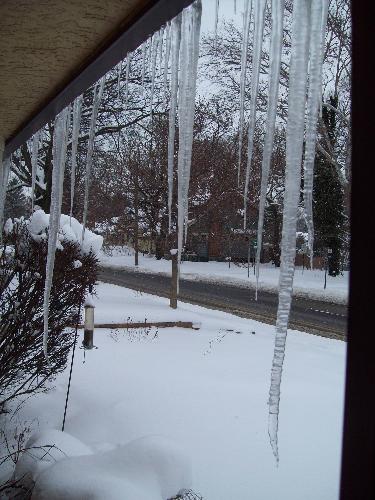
159;26;165;71
43;106;70;361
124;52;132;111
255;0;284;300
150;32;160;114
70;95;83;223
214;0;220;50
243;0;267;229
268;0;311;463
31;130;41;213
82;76;105;240
117;60;123;99
237;0;252;186
303;0;328;268
163;22;172;106
234;0;237;15
177;0;202;273
141;42;147;90
0;155;11;239
167;16;182;233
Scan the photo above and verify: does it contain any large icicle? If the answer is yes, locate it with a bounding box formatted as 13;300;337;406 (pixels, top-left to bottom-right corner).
268;0;311;463
150;32;160;114
243;0;266;229
0;155;11;239
42;107;70;361
141;42;147;90
167;16;182;233
214;0;220;50
255;0;284;300
117;60;123;99
70;95;83;222
124;52;132;111
237;0;252;185
177;0;202;271
82;77;105;239
163;22;172;105
159;26;165;70
303;0;328;268
31;130;41;213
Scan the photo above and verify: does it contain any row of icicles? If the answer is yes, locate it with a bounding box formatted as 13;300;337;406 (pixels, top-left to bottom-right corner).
0;0;329;463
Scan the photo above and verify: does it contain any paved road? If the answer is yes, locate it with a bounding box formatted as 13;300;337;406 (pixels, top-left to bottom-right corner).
99;266;347;340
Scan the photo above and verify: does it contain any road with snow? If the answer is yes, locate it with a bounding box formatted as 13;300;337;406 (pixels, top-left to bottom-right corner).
99;266;347;340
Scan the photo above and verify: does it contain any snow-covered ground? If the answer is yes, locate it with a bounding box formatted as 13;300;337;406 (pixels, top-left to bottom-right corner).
100;246;349;304
2;282;346;499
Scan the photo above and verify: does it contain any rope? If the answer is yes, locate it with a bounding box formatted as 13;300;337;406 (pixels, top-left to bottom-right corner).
62;300;83;432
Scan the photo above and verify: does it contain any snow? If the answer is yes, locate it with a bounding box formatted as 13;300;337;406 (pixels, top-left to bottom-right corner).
100;248;348;304
4;217;13;235
84;294;96;308
32;435;191;500
5;281;346;500
14;429;93;490
28;209;103;256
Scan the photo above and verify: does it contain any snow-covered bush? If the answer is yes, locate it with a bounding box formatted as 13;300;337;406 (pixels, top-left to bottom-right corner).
0;212;100;414
13;431;195;500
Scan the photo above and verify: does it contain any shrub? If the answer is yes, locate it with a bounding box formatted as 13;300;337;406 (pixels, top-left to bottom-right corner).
0;217;98;413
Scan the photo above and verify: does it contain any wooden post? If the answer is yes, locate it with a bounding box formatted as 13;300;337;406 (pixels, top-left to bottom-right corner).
134;159;139;267
170;249;178;309
83;302;95;349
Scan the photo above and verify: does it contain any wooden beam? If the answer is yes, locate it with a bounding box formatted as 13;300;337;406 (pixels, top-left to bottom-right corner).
75;321;201;330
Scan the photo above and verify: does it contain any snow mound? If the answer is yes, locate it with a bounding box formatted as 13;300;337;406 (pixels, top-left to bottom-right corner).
15;429;93;490
17;432;191;500
27;209;103;255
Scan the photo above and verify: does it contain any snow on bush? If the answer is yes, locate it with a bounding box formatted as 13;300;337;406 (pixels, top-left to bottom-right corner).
28;209;103;256
16;432;191;500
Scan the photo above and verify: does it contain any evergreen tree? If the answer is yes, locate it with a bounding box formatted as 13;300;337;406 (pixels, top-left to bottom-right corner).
313;95;344;276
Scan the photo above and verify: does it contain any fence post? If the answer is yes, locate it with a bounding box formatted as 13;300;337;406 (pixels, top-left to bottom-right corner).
170;249;178;309
83;300;95;349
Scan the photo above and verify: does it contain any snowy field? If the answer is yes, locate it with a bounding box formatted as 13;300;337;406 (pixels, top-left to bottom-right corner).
100;247;349;304
2;282;346;499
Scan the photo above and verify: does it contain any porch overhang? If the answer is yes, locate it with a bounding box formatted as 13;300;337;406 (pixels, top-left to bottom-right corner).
0;0;194;158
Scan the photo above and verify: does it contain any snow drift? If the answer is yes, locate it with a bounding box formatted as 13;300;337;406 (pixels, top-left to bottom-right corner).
15;431;191;500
